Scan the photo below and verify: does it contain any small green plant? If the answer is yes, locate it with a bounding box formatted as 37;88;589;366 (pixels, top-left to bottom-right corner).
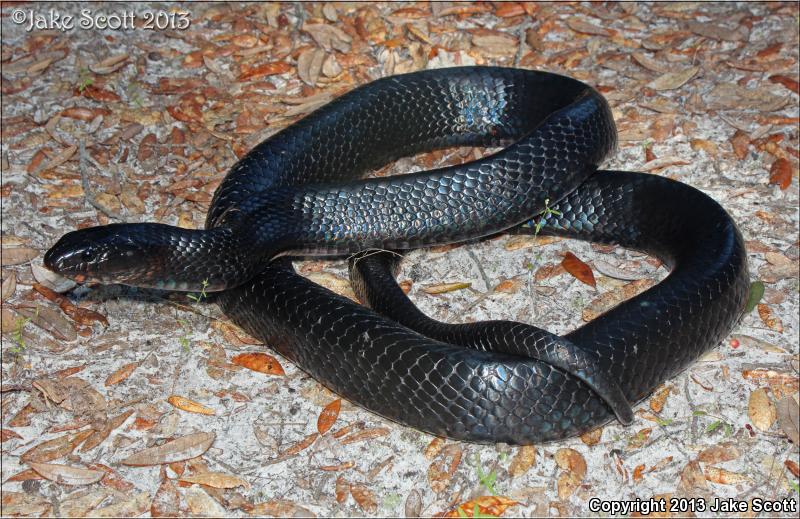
9;316;31;354
533;197;562;235
187;279;210;303
77;67;94;92
472;454;498;496
176;318;192;352
126;81;145;108
457;504;494;518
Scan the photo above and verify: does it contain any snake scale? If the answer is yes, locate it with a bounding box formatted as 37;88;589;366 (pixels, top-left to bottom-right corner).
45;67;749;444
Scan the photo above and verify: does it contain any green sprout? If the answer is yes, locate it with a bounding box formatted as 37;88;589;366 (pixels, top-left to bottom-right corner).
9;316;31;354
77;67;94;92
187;279;210;303
176;318;192;352
473;454;498;496
533;197;562;235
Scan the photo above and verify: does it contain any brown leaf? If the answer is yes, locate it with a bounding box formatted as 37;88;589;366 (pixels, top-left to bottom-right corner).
649;385;672;413
1;273;16;301
446;496;521;517
769;74;800;95
339;427;390;445
29;462;104;486
561;251;596;287
281;432;318;456
335;476;349;504
697;443;740;464
768;158;793;190
422;281;472;294
748;388;777;431
554;448;586;499
231;352;285;376
1;247;39;266
350;483;377;514
493;278;521;294
249;499;315;517
167;395;216;416
92;492;150;518
690;139;718;156
647;67;699;91
707;84;790;111
566;17;611;36
80;85;121;103
303;23;352;52
33;283;108;326
180;472;250;489
297;48;326;87
105;362;139;386
428;444;462;493
583;278;655;321
122;432;215;466
508;445;536;478
151;478;181;518
730;130;751;160
21;430;91;463
785;459;800;478
679;460;709;494
1;429;22;442
237;61;292;82
0;492;51;516
81;410;134;453
704;466;751;485
757;303;783;332
317;398;341;435
776;396;799;444
579;427;603;446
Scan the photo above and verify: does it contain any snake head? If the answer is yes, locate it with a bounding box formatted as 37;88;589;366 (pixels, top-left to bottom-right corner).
44;224;153;285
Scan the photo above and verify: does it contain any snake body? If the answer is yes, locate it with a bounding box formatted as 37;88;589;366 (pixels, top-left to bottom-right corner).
44;67;749;443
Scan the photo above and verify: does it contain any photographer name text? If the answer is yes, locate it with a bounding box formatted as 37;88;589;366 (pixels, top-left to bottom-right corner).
10;8;190;32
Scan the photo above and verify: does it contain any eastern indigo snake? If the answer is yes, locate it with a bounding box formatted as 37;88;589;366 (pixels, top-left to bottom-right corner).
45;67;749;444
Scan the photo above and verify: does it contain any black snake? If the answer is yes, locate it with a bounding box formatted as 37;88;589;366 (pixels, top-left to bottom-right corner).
44;67;749;444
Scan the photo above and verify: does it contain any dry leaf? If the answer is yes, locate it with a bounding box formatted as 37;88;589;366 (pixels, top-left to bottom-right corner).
422;281;472;295
350;484;378;513
92;492;150;518
105;362;139;386
180;471;250;489
29;462;104;486
446;496;521;517
238;61;292;82
580;427;603;446
561;251;596;287
508;445;536;478
649;386;672;413
80;411;134;453
757;304;783;332
0;492;52;516
707;84;790;111
769;158;793;190
583;278;655;321
339;427;390;445
122;432;215;466
554;448;586;499
697;443;740;464
168;395;216;416
297;48;326;86
249;499;315;517
21;430;91;463
748;388;777;431
647;67;698;91
303;23;352;52
775;396;799;444
281;432;318;456
317;399;341;435
566;18;611;36
231;352;285;376
428;444;462;493
679;460;709;494
769;74;800;95
1;247;39;266
151;479;181;518
730;129;751;160
704;466;751;485
1;273;16;301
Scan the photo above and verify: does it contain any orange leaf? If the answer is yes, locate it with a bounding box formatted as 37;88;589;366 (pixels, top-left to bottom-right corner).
1;429;22;442
231;352;285;376
317;399;341;435
561;251;596;287
281;432;318;456
769;158;793;190
769;74;800;95
104;362;139;386
79;85;121;103
238;61;292;81
167;395;216;416
445;496;520;518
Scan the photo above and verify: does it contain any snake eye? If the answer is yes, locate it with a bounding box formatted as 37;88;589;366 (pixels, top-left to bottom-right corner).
82;249;95;262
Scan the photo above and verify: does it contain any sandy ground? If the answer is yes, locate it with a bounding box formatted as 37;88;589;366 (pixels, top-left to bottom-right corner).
1;2;798;517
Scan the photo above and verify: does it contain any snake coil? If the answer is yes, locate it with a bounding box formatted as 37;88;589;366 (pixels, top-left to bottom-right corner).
45;67;748;444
